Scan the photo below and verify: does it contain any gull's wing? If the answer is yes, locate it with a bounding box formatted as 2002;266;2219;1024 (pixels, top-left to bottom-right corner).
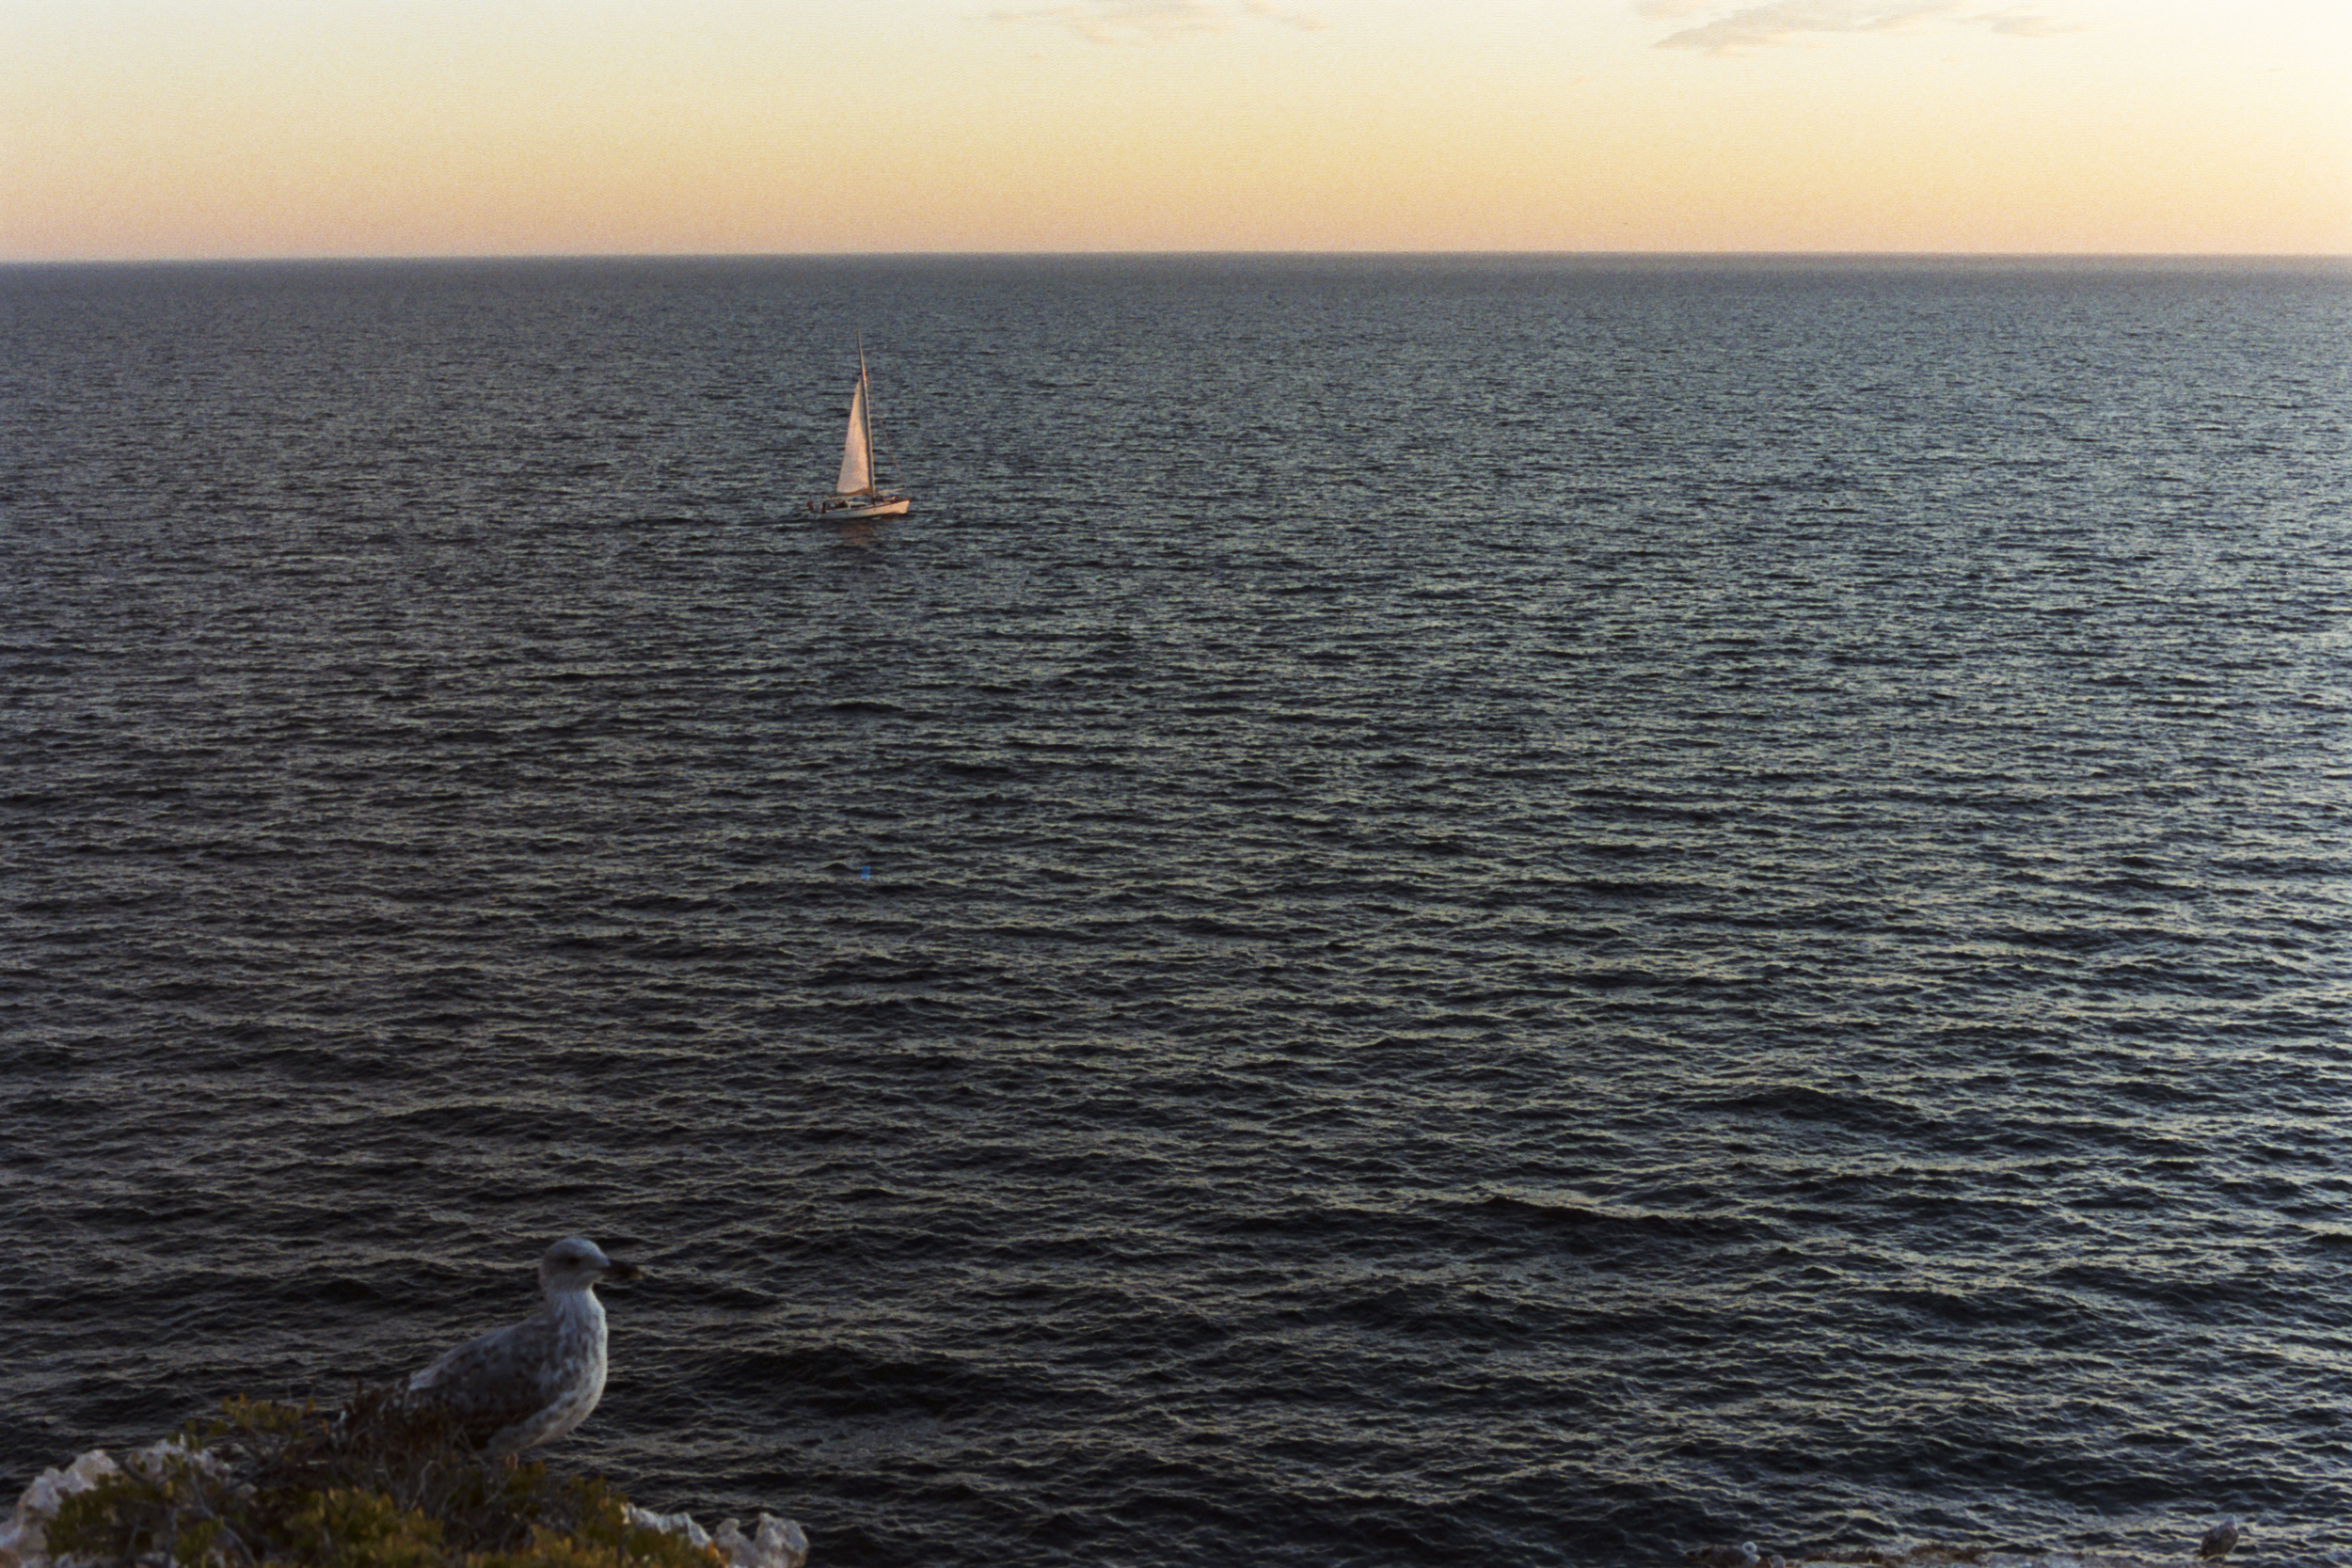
404;1312;561;1441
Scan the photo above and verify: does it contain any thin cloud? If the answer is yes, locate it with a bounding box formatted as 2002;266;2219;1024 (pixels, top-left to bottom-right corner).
1636;0;2076;55
992;0;1321;44
1978;7;2075;36
1241;0;1327;32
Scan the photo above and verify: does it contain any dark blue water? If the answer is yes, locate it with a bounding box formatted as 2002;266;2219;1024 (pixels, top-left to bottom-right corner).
3;255;2349;1567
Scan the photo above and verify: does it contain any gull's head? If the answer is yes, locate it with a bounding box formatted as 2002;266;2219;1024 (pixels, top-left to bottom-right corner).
537;1236;643;1294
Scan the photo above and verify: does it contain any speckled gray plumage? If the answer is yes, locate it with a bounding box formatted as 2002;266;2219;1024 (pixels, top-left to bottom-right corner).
399;1236;641;1453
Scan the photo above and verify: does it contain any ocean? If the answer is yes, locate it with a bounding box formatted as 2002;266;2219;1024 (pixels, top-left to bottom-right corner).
2;254;2348;1567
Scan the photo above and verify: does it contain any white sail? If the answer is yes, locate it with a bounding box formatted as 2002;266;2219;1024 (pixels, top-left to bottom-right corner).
804;342;908;520
834;378;872;495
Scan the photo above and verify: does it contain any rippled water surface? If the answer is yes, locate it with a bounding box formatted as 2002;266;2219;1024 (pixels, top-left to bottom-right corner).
4;256;2350;1566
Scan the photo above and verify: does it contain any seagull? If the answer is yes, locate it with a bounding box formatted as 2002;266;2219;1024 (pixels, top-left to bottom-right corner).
398;1236;642;1453
2198;1517;2240;1560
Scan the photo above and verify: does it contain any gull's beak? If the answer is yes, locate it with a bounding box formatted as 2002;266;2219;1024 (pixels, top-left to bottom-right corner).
604;1259;643;1282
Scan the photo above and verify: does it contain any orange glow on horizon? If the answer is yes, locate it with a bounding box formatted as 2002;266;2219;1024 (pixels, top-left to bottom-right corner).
2;1;2345;261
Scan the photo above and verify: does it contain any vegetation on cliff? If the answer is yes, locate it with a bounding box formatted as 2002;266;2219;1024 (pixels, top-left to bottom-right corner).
26;1391;728;1568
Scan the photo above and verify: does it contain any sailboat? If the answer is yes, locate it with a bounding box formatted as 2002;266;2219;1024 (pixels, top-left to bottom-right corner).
805;340;911;521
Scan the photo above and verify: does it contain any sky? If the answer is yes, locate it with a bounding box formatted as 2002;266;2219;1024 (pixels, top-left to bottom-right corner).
2;0;2346;260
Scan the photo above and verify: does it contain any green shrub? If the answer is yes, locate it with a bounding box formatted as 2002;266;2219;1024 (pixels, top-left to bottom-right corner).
42;1392;723;1568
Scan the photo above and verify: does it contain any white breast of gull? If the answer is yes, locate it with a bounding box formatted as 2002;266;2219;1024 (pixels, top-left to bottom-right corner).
400;1236;642;1454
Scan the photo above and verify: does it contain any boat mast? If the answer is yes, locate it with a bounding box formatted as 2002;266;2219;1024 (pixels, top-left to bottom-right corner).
857;334;878;499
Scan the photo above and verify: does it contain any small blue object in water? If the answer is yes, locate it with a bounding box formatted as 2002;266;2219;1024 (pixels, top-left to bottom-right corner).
861;865;871;880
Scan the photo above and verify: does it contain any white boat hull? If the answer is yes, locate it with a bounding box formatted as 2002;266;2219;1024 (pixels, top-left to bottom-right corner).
808;494;910;521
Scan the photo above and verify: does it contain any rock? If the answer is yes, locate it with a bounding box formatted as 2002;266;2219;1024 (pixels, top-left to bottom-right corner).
1691;1545;1762;1568
628;1502;810;1568
716;1513;811;1568
1783;1544;2224;1568
2197;1518;2240;1560
0;1440;220;1568
0;1447;122;1568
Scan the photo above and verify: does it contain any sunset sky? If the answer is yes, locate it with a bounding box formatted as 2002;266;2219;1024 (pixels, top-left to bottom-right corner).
3;0;2346;260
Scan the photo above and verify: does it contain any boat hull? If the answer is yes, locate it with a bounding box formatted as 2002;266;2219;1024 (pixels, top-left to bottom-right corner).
808;495;911;521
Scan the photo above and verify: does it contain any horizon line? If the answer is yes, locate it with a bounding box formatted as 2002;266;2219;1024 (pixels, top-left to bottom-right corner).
6;248;2349;269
